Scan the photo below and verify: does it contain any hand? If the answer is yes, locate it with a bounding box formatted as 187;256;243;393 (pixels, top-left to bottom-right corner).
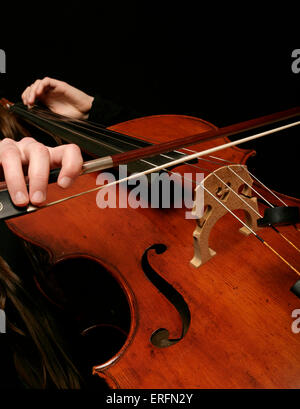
21;77;94;119
0;137;83;206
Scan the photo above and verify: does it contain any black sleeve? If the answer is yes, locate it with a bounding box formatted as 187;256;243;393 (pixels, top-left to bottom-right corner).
88;94;141;127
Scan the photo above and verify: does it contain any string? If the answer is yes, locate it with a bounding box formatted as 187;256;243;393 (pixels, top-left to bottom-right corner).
12;105;300;241
9;104;300;274
162;152;300;274
158;151;300;255
15;105;216;187
152;150;299;248
13;104;197;178
12;104;254;183
14;104;300;181
31;106;238;172
183;150;300;233
26;160;300;278
212;168;300;254
13;104;156;153
12;105;127;154
12;104;300;222
19;128;300;274
13;105;300;173
181;147;292;208
15;105;299;224
200;182;300;277
33;107;300;214
246;169;288;207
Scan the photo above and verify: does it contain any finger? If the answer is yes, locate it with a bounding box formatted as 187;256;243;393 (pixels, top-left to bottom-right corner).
35;79;51;98
23;85;36;108
0;139;29;206
34;77;56;99
39;77;59;89
22;140;51;205
50;144;83;188
37;77;61;97
21;86;31;106
27;79;42;106
22;77;61;106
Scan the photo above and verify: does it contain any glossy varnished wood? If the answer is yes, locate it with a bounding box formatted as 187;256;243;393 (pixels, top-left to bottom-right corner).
6;115;300;388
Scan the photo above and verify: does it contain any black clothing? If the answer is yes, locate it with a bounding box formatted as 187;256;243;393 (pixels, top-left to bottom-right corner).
88;94;140;127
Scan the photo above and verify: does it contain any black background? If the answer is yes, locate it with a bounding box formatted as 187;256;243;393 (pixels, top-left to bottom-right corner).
0;1;300;397
0;1;299;195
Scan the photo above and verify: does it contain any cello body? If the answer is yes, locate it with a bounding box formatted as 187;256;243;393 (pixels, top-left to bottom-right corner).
5;114;300;388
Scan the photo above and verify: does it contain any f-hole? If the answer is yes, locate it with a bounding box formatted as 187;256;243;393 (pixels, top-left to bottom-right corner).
141;244;191;348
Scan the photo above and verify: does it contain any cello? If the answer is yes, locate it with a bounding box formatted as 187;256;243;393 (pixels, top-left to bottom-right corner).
0;100;300;388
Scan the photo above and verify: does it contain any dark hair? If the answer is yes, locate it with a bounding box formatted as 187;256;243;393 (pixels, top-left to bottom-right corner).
0;103;30;140
0;103;85;389
0;255;83;388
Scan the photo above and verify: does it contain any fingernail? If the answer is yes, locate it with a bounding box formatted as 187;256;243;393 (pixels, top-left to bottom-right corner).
58;176;72;188
15;191;27;205
31;191;45;203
